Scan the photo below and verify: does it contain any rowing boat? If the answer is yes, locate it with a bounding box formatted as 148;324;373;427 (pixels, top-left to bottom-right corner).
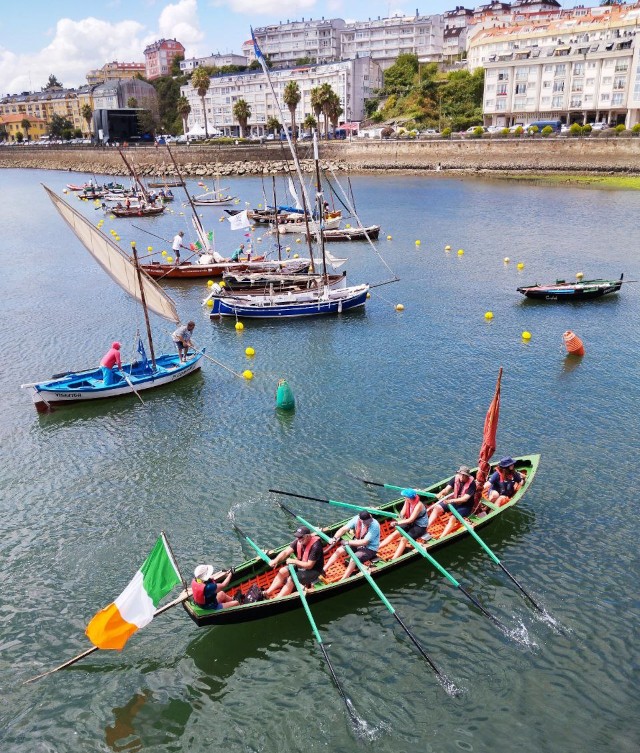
517;274;624;301
183;454;540;626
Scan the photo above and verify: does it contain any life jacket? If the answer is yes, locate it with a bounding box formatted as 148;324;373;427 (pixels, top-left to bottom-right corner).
401;496;428;527
453;475;475;499
295;535;320;562
355;519;367;540
191;578;206;606
494;468;518;497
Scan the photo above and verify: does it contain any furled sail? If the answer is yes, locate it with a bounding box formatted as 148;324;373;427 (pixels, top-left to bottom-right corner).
44;185;179;323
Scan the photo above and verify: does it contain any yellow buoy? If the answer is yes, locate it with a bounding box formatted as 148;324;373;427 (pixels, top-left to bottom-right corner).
147;246;153;252
346;224;351;229
415;240;421;246
219;280;226;287
293;253;299;259
114;236;120;242
366;292;371;299
63;190;68;194
235;321;244;331
295;238;301;243
485;311;494;320
395;304;405;311
161;251;167;257
109;215;115;219
445;245;451;251
576;272;584;279
522;331;532;340
245;347;255;356
206;299;214;308
243;370;254;380
517;262;525;270
387;235;392;240
457;249;464;256
167;256;173;263
258;203;263;209
130;241;135;247
504;257;510;263
219;217;225;222
207;280;214;287
285;247;291;253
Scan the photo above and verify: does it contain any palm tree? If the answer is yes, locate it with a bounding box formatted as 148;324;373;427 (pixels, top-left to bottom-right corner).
177;96;191;138
310;87;323;131
303;114;317;137
266;116;281;136
283;81;301;142
327;93;343;135
318;83;334;138
20;118;31;142
233;99;251;138
81;104;92;136
191;67;211;138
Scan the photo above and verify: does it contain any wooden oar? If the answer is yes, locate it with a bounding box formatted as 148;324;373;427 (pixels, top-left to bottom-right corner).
119;370;145;405
269;488;399;519
346;472;438;499
287;564;359;723
277;502;453;688
395;527;509;632
23;591;189;684
190;342;245;379
447;505;544;613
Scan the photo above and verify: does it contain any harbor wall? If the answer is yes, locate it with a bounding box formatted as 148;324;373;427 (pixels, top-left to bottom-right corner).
2;138;640;176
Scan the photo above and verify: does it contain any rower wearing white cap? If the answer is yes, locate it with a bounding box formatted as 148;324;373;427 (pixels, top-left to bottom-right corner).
191;565;239;610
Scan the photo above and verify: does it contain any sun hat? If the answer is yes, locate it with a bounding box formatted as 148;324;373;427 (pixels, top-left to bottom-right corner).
401;488;417;498
294;526;311;538
194;564;214;581
456;466;472;477
498;456;515;468
358;511;372;520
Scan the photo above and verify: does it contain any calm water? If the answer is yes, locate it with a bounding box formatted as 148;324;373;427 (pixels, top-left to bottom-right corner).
1;168;638;753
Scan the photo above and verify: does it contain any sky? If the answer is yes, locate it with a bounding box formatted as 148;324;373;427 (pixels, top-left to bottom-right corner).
0;0;596;96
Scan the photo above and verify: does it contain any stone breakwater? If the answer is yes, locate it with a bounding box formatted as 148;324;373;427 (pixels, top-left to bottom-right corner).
2;138;640;176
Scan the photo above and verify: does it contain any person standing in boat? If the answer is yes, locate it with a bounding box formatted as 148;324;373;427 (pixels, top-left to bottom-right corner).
172;230;185;263
230;243;245;262
99;341;122;386
379;489;430;560
171;321;195;362
324;511;380;581
427;465;477;539
264;526;325;599
484;456;523;506
191;565;239;610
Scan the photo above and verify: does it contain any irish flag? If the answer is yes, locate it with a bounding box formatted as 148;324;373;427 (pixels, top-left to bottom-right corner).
85;534;182;650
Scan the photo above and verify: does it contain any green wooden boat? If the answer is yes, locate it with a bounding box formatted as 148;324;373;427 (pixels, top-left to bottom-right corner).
183;454;540;627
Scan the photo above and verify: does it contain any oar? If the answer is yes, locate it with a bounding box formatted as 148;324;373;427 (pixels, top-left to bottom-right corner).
346;473;438;499
231;523;272;565
268;488;398;519
395;527;509;633
287;564;359;723
23;591;189;684
190;341;245;379
277;502;452;688
119;370;145;405
447;505;544;613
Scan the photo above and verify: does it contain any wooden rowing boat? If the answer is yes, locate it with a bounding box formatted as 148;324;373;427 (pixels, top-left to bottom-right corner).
517;274;624;301
183;454;540;625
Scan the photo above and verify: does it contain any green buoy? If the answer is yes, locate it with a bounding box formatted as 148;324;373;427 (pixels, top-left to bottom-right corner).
276;379;295;411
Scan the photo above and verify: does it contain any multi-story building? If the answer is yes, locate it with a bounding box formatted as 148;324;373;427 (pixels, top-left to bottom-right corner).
0;113;48;141
144;38;185;80
469;3;640;128
0;89;86;135
246;19;346;68
86;61;146;86
180;57;382;137
92;79;158;117
443;7;475;60
341;14;444;69
180;53;248;73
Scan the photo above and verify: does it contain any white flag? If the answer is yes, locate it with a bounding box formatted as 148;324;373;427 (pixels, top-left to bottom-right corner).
227;210;251;231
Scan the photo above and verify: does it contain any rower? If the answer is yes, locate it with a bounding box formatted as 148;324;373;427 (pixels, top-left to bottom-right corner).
264;526;325;599
379;489;430;559
324;510;380;581
427;465;477;539
484;456;523;506
191;565;239;610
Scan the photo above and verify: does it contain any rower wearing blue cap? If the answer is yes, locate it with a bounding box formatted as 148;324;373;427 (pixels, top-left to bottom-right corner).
379;488;430;560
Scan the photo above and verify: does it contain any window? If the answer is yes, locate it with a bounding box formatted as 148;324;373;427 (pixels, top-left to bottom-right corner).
586;78;595;86
553;81;565;92
497;83;508;96
602;77;612;85
584;94;593;103
495;100;506;111
544;64;553;73
515;83;527;94
516;66;529;80
552;95;564;107
485;98;494;108
569;97;582;108
600;92;610;101
555;64;566;76
614;77;626;90
612;92;624;105
571;80;583;93
497;69;509;81
543;80;551;89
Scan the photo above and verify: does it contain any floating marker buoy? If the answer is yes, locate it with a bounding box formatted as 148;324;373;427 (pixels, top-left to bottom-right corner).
257;238;262;242
219;217;225;222
243;369;253;380
206;299;214;307
485;311;494;320
395;304;405;311
295;238;301;243
522;331;532;341
415;240;421;246
235;321;244;331
366;292;371;299
293;253;299;259
245;346;255;356
207;280;214;287
276;378;295;411
258;203;263;209
285;247;291;252
63;190;68;194
161;251;167;257
219;281;226;287
576;272;584;280
563;330;585;356
147;246;153;252
115;236;121;242
445;245;451;251
504;257;510;263
346;224;351;229
109;215;115;219
387;235;392;240
457;249;464;256
517;262;525;270
167;256;173;263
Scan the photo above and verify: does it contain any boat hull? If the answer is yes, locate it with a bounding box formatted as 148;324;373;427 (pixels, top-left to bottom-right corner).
517;277;623;301
322;225;380;242
142;257;267;279
23;353;204;412
111;206;164;218
183;455;540;626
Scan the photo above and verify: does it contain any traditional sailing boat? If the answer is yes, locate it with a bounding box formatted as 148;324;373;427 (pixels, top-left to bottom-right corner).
21;186;204;413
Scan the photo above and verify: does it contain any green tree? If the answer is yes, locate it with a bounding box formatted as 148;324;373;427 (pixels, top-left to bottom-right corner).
127;97;138;108
266;116;281;135
326;92;343;133
73;128;83;138
177;95;191;137
49;113;73;138
20;118;31;141
137;109;159;138
438;68;485;131
383;54;419;95
43;74;62;90
310;86;324;128
0;125;7;141
295;56;312;66
283;81;301;142
318;83;335;138
191;67;211;137
16;131;24;143
233;98;251;137
81;103;93;134
302;114;316;136
170;55;185;77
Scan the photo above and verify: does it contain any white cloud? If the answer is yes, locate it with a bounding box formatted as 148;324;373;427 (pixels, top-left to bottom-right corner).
156;0;204;52
213;0;317;16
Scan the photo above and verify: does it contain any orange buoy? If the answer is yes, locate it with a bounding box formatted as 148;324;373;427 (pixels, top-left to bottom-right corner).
563;330;585;356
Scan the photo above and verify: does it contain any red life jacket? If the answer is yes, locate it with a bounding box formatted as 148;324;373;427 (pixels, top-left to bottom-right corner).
295;535;320;562
401;496;423;519
355;519;366;539
191;578;206;606
453;475;474;499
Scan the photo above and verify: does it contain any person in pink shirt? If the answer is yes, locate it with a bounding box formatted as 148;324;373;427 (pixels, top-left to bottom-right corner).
100;341;122;386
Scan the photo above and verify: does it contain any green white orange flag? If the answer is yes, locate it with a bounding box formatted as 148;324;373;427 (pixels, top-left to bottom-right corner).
85;534;181;650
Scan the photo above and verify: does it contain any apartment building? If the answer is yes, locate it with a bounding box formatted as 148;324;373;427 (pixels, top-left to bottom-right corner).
144;38;185;80
180;54;248;73
0;89;86;135
245;19;346;67
469;3;640;128
0;113;48;141
180;57;382;137
86;61;146;86
92;79;159;117
443;7;475;59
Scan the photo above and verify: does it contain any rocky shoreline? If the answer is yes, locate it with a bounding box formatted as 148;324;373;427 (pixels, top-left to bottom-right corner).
2;138;640;176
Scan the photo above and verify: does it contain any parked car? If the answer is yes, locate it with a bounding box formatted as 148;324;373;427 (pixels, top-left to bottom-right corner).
486;125;504;133
589;122;610;131
466;125;487;133
421;128;439;135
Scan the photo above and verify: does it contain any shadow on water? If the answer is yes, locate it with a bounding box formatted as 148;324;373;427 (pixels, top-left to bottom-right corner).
560;353;584;377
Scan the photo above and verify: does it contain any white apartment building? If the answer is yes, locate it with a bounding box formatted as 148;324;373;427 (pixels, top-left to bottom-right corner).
340;14;444;70
443;7;474;59
245;19;346;68
469;4;640;128
180;54;248;73
180;57;382;137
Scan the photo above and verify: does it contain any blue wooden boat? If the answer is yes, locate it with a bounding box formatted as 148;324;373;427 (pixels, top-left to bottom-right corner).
517;274;625;301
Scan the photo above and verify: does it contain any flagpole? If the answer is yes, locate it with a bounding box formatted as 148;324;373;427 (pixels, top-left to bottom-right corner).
162;531;187;591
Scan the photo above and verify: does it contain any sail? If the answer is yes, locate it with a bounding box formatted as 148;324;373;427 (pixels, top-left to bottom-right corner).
44;185;179;323
288;178;303;211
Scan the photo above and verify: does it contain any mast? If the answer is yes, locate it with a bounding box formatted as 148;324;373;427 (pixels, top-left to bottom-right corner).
313;133;328;280
118;149;150;202
271;176;282;263
132;244;157;369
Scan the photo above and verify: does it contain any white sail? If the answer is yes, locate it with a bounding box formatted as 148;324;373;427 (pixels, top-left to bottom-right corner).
44;185;179;323
288;177;303;211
